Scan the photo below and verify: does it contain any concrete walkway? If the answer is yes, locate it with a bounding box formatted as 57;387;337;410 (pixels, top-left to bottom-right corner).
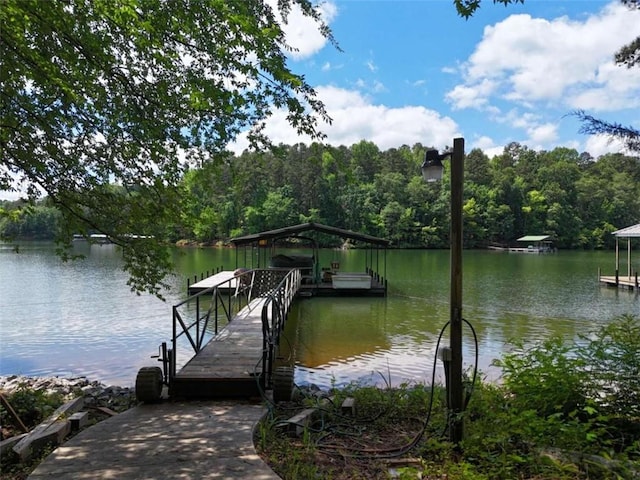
28;400;281;480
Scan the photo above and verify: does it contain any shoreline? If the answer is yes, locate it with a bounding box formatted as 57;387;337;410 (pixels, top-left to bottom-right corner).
0;374;135;398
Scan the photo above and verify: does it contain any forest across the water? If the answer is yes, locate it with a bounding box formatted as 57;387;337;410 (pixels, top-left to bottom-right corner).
2;141;639;250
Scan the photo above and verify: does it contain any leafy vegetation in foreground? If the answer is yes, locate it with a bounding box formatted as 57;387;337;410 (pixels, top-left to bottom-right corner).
0;386;66;438
0;386;66;480
256;315;640;479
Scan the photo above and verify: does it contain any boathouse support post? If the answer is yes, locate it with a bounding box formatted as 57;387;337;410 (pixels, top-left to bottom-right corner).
615;238;619;285
627;238;632;278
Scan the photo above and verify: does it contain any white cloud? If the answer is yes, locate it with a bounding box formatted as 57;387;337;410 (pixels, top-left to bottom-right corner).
568;61;640;111
321;61;343;72
229;86;461;153
451;3;640;112
353;78;386;94
584;134;628;158
446;78;497;110
372;80;385;93
473;135;503;158
0;188;24;201
527;122;559;146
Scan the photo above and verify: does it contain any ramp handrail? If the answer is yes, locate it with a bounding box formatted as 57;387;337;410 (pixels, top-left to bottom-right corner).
170;271;252;378
261;269;302;387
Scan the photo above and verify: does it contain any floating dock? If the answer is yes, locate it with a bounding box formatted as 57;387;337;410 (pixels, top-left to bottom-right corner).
188;270;239;295
599;274;639;291
188;269;386;297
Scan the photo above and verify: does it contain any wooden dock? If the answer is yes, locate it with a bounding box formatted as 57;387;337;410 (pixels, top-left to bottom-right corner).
599;274;639;291
163;267;385;400
189;269;386;297
188;270;238;295
166;269;302;400
171;297;268;399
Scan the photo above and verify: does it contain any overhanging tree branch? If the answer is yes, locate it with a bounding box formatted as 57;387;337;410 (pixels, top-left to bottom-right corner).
572;110;640;153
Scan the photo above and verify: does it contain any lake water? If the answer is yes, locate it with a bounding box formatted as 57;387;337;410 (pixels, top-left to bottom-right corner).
0;241;637;389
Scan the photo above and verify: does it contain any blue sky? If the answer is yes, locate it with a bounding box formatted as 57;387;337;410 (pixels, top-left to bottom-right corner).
231;0;640;159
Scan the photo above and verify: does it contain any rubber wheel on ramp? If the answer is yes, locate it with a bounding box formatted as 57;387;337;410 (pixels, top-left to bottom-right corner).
135;366;163;403
272;366;294;403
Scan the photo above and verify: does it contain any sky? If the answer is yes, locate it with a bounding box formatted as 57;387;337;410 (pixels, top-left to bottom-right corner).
230;0;640;159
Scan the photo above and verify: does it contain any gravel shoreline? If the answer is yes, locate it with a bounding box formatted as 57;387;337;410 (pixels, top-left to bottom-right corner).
0;374;138;420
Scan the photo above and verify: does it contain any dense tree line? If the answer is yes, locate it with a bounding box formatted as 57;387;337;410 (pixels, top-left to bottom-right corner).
181;141;640;249
3;141;638;250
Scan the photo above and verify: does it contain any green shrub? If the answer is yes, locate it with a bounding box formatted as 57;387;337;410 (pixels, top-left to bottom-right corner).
577;314;640;417
0;384;65;431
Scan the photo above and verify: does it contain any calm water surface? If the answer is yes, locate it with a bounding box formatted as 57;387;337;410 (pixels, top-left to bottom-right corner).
0;242;637;388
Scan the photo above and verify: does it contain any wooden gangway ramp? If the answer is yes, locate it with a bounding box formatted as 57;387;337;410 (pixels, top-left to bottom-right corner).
168;269;301;399
171;298;267;398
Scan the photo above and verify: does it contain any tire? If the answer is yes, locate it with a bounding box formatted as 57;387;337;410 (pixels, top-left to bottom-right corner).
135;366;164;403
272;366;294;403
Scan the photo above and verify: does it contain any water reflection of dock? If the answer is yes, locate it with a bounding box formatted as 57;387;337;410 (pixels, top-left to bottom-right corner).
282;298;391;368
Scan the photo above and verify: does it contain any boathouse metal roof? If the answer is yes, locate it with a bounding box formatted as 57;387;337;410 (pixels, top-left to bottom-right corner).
613;223;640;237
230;222;390;247
517;235;552;242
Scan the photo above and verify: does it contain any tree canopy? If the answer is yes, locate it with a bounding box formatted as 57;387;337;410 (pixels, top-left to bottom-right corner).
0;0;333;296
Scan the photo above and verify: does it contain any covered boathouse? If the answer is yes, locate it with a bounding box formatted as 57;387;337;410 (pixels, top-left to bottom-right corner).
599;223;640;291
510;235;554;253
229;222;390;297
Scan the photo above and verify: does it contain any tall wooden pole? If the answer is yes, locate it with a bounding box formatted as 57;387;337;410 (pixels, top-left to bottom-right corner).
449;137;465;443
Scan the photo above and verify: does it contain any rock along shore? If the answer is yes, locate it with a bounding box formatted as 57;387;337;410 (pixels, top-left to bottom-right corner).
0;375;137;413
